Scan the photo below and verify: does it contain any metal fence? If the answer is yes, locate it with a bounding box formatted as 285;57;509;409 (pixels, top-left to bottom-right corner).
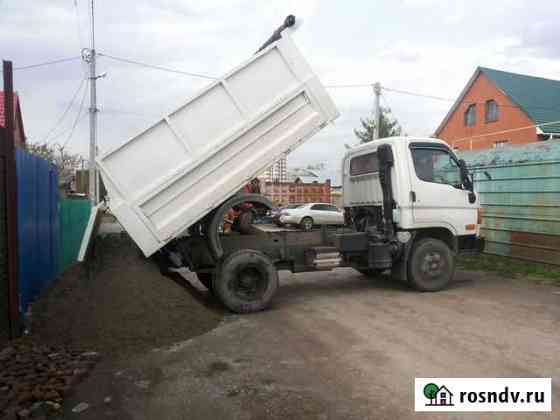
460;140;560;265
16;149;59;313
59;198;91;273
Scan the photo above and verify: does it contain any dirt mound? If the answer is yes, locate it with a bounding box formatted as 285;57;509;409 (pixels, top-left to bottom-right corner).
31;235;222;358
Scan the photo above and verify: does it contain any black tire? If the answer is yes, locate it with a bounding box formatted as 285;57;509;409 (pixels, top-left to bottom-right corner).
408;238;455;292
300;217;313;232
213;250;278;313
236;211;254;234
196;272;214;293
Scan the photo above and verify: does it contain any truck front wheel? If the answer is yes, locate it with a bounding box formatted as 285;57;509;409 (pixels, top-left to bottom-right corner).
213;250;278;313
408;238;455;292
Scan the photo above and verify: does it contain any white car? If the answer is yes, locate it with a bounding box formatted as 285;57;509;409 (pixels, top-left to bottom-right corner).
278;203;344;231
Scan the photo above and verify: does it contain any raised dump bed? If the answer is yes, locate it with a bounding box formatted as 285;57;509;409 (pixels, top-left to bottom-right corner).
97;31;339;256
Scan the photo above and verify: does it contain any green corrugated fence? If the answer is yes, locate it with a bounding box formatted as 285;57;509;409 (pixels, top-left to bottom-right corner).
59;198;91;273
459;140;560;265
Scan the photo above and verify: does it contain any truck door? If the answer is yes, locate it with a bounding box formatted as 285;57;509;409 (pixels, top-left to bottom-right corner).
408;143;477;234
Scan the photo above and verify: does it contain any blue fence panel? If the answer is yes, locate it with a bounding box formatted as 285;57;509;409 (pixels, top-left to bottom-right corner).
16;149;59;313
459;140;560;265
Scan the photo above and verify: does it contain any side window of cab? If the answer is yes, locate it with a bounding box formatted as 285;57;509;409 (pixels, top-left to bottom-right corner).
411;147;463;189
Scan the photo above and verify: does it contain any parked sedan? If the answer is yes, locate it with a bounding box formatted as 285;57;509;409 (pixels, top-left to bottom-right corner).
277;203;344;231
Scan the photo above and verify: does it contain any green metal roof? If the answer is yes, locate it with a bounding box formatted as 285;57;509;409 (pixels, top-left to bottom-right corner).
480;67;560;134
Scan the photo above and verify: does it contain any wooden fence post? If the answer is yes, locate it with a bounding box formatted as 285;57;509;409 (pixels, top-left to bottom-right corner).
3;60;20;338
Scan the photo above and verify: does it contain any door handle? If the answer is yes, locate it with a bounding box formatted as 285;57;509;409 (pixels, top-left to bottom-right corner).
410;191;416;202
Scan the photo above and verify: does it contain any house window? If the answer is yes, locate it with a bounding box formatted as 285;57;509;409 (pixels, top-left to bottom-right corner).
464;104;476;127
494;140;509;148
485;100;499;122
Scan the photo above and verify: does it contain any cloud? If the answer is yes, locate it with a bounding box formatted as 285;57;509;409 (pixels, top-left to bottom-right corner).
2;0;560;184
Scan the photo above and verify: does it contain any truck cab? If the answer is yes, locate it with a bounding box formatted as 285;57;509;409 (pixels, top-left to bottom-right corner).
340;137;484;290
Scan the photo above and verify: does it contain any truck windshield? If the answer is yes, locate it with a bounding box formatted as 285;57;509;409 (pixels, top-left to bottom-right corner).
411;148;462;188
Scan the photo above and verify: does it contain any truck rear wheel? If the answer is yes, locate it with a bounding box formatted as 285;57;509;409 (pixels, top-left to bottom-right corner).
236;210;254;234
213;250;278;313
408;238;454;292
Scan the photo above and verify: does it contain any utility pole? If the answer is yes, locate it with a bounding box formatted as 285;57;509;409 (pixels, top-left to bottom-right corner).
87;50;97;204
84;0;98;205
3;60;20;338
373;82;381;140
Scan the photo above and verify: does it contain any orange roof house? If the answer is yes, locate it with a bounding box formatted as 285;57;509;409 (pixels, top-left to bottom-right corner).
435;67;560;151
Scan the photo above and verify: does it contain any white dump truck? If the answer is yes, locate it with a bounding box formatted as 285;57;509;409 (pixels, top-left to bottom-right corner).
96;16;484;313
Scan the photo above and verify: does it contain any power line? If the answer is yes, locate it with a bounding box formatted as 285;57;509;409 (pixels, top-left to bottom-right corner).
62;79;89;148
98;53;218;80
327;82;560;112
13;56;82;71
382;86;454;102
42;78;87;144
41;113;89;145
382;85;560;112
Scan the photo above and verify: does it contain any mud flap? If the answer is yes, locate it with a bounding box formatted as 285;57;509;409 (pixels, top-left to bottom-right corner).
391;231;416;283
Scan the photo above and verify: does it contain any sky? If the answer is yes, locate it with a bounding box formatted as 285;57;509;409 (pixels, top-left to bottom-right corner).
2;0;560;184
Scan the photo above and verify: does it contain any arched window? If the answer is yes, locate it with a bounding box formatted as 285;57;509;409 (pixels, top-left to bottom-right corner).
464;104;476;127
485;100;499;122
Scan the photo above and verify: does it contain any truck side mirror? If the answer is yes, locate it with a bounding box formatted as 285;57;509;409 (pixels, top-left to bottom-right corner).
458;159;473;191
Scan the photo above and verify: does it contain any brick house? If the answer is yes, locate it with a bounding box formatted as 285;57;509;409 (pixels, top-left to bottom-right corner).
435;67;560;151
0;92;26;147
262;178;331;206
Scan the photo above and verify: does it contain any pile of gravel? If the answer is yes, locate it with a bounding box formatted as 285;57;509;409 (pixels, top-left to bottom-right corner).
31;234;222;358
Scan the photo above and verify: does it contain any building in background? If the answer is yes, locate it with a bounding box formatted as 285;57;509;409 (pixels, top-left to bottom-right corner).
0;92;26;147
330;185;343;208
262;156;287;183
435;67;560;151
263;178;331;206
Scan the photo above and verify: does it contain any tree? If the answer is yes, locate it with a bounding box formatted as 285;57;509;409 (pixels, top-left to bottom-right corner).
354;107;403;143
26;142;84;184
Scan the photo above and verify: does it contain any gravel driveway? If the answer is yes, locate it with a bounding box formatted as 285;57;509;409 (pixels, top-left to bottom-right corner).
64;267;560;420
